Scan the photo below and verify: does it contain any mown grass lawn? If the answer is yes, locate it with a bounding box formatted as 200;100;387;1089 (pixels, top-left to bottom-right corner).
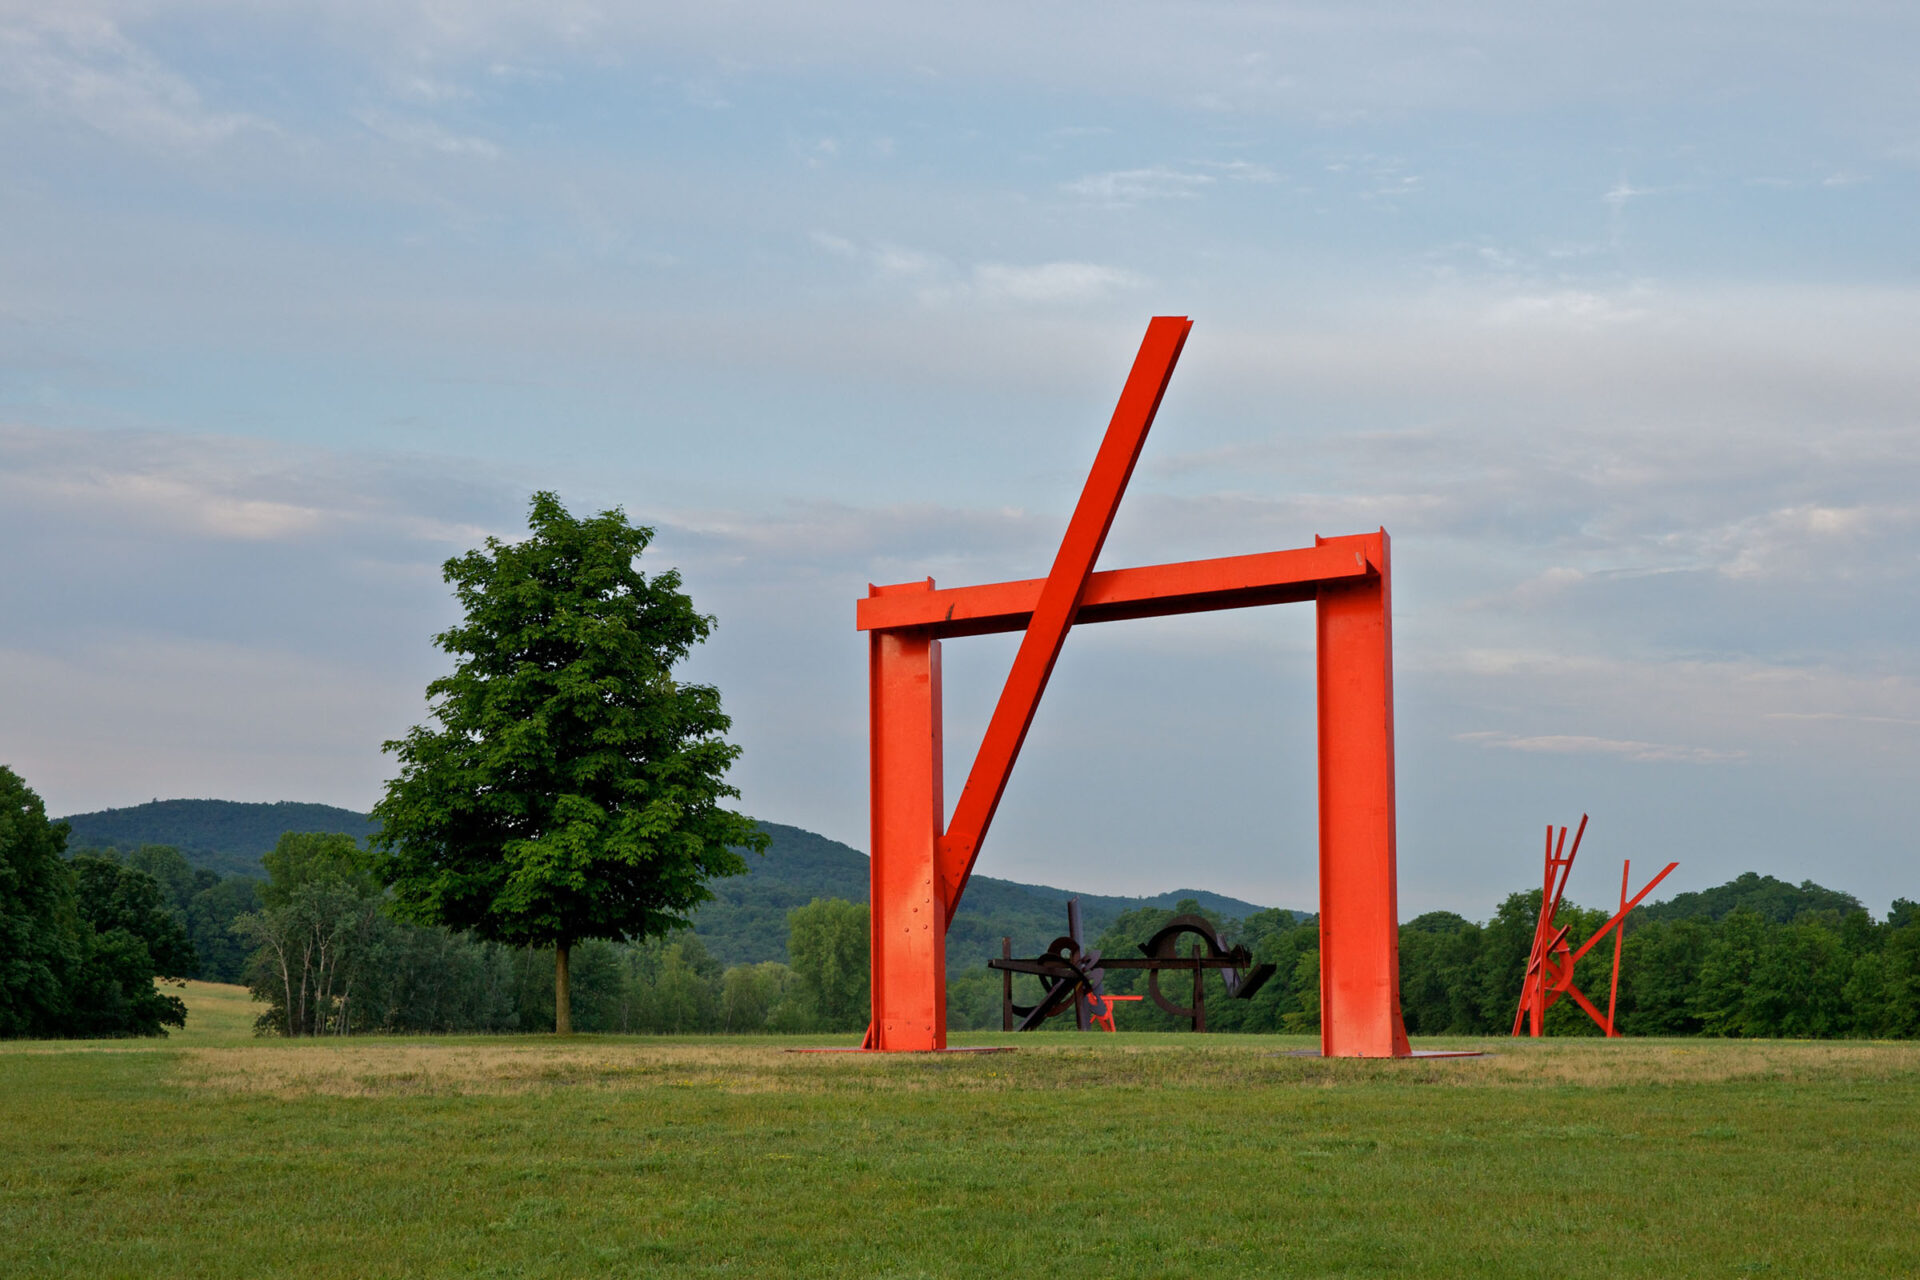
3;982;1917;1278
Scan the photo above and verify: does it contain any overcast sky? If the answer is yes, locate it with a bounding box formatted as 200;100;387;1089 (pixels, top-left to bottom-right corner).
3;2;1918;918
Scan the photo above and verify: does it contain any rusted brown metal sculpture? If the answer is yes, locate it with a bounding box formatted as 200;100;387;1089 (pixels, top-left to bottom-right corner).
989;899;1275;1032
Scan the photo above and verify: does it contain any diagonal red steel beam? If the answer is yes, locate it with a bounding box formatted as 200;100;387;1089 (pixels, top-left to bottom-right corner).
935;315;1192;921
1564;860;1679;968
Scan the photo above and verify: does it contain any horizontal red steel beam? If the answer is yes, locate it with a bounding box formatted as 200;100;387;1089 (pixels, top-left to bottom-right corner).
859;533;1381;638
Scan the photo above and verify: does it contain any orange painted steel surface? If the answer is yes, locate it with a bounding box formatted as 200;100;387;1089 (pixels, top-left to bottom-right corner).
855;541;1376;638
1511;815;1677;1038
862;591;947;1051
1086;994;1144;1033
1315;535;1411;1058
935;315;1191;920
861;316;1412;1056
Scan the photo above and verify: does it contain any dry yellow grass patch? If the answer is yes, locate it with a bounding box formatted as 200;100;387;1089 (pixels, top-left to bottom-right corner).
1470;1035;1920;1086
177;1040;832;1097
168;1033;1920;1099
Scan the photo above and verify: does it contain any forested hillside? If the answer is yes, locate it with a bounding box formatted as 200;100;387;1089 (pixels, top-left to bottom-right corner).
61;800;378;877
708;822;1285;969
60;801;1287;969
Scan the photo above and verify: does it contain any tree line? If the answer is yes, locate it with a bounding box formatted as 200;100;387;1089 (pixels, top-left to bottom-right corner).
0;755;877;1039
11;746;1920;1041
225;829;871;1036
985;876;1920;1039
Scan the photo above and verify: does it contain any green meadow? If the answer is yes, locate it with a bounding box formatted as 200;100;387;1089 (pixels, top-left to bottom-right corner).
3;983;1917;1279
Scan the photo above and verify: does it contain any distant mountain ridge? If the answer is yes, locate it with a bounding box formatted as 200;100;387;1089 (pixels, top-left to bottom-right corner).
56;799;1295;968
61;799;379;878
709;822;1288;970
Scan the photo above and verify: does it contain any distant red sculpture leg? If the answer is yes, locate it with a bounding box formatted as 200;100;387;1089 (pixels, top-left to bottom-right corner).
1509;815;1677;1040
1315;533;1411;1058
866;590;947;1052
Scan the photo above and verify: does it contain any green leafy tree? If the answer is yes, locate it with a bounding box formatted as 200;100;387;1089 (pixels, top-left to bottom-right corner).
58;929;187;1039
0;768;185;1039
1878;912;1920;1037
262;832;378;908
720;960;792;1032
638;936;723;1033
1616;918;1714;1035
1475;890;1547;1030
236;878;386;1037
374;491;766;1033
356;924;516;1034
1281;946;1321;1033
68;856;198;979
0;766;80;1037
123;845;216;916
1398;911;1485;1034
784;898;869;1031
186;875;263;985
1693;907;1767;1036
235;830;399;1036
96;845;262;985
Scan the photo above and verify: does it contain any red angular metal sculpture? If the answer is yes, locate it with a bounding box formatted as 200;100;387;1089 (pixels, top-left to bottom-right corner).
1512;815;1678;1037
859;317;1410;1056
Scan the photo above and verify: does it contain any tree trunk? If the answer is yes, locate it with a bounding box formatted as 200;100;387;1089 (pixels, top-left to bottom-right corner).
554;942;572;1035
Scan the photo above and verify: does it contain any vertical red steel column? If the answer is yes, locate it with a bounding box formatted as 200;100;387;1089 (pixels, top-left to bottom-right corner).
1314;531;1411;1058
867;581;947;1052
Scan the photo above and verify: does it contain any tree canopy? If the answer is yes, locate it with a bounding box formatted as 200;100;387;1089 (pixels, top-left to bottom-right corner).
373;490;765;1032
0;765;78;1037
785;898;870;1031
0;766;186;1039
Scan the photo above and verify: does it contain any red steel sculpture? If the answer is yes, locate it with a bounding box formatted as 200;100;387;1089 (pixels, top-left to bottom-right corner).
858;316;1411;1056
1512;815;1678;1037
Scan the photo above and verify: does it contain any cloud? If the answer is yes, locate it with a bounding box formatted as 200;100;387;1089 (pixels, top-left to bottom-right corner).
1766;712;1920;728
1482;289;1652;329
1324;154;1421;201
1603;181;1656;209
1433;651;1920;775
14;0;1918;150
1456;730;1746;764
1062;158;1280;207
0;636;424;814
657;499;1053;580
808;231;859;258
354;109;500;159
0;424;500;547
1204;159;1279;183
0;10;265;148
1063;167;1214;204
806;236;1144;307
968;262;1144;304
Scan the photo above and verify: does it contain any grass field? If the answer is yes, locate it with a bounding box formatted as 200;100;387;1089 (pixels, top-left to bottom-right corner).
3;982;1918;1278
